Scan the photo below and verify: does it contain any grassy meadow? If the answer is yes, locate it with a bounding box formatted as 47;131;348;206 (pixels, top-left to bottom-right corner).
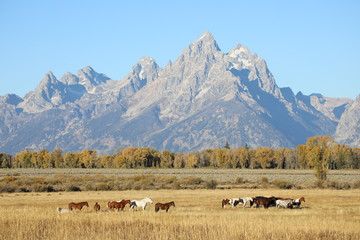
0;188;359;240
1;168;359;183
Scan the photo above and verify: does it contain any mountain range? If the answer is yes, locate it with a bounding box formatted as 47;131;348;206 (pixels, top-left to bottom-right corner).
0;31;358;155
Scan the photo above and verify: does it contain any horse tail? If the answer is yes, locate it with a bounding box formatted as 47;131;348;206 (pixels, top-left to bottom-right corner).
155;205;159;212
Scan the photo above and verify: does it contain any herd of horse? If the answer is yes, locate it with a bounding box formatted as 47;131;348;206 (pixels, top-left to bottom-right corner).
56;195;305;214
222;196;306;209
57;197;176;213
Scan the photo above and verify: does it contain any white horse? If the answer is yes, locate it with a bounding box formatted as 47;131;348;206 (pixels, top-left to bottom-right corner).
276;199;293;208
56;207;72;213
130;197;153;211
239;197;254;208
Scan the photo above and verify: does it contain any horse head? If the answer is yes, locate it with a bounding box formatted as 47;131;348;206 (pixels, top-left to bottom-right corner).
146;197;153;204
300;197;305;202
171;201;176;207
85;202;89;207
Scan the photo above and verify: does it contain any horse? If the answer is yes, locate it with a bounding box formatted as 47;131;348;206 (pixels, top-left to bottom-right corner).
276;199;293;209
222;199;231;208
94;202;100;212
222;198;243;208
239;197;254;208
292;197;305;208
253;196;277;209
68;201;89;211
112;200;131;211
56;207;71;213
130;197;153;211
155;201;175;212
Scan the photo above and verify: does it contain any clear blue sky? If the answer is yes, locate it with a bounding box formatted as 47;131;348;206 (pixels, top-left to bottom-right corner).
0;0;359;99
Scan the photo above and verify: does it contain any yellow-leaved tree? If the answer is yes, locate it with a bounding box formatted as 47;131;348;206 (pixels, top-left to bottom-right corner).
306;136;334;180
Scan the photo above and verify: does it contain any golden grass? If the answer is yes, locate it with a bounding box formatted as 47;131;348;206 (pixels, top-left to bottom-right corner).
1;168;359;183
0;189;359;240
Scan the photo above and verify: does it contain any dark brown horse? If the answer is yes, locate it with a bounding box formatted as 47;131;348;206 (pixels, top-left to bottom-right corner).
155;201;175;212
222;199;231;208
108;200;131;211
253;196;277;209
68;201;89;211
94;202;100;212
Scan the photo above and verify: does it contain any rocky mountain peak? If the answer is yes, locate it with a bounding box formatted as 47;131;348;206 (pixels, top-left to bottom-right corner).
38;71;58;88
334;94;360;147
59;72;80;85
76;66;110;91
0;94;23;106
184;31;221;59
228;44;252;59
1;31;358;155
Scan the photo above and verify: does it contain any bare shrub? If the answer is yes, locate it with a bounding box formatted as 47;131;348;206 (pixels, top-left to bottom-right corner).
205;180;218;189
352;181;360;189
65;184;81;192
272;179;293;189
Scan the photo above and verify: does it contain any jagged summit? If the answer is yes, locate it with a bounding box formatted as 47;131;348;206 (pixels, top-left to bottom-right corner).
0;32;356;155
59;72;80;85
186;31;221;57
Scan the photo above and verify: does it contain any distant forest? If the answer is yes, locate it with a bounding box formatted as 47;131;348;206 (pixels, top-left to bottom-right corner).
1;136;359;170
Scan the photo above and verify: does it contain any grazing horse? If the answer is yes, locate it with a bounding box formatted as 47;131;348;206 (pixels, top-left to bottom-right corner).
108;200;122;210
239;197;254;208
56;207;71;213
130;197;153;211
253;196;277;209
155;201;175;212
276;199;293;209
115;200;131;211
222;199;231;208
68;201;89;211
222;198;243;208
293;197;305;208
94;202;100;212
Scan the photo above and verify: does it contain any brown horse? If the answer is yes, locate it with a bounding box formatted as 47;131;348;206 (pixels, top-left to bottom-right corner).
108;200;131;211
155;201;175;212
94;202;100;212
222;199;231;208
253;196;277;209
68;201;89;211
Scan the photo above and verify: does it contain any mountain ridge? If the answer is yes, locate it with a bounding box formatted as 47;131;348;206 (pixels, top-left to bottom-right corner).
0;31;357;154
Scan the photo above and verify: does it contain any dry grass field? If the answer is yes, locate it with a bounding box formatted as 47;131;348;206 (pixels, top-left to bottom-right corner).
0;189;359;240
1;168;359;183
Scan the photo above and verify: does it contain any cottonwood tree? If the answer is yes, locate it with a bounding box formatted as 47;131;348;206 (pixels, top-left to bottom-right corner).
306;136;334;180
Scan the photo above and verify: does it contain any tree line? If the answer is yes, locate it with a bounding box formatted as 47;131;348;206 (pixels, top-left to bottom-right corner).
1;136;360;173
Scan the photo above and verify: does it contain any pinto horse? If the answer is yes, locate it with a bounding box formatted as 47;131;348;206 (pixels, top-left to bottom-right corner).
253;196;277;209
68;201;89;211
130;197;153;211
222;198;243;208
239;197;254;208
293;197;305;208
155;201;175;212
276;199;293;209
